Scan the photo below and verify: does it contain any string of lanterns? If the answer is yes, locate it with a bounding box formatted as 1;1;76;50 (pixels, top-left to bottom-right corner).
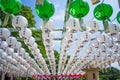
0;0;120;79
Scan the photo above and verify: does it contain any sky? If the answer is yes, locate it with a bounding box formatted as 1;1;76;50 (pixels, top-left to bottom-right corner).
21;0;120;69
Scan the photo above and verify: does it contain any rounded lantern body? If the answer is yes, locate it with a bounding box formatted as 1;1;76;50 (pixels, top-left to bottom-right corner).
69;0;89;18
86;21;99;33
0;41;8;49
66;18;80;33
12;16;28;30
0;0;22;14
24;37;35;46
108;23;119;34
6;47;14;55
94;3;113;20
117;11;120;24
19;28;32;40
35;0;55;20
6;36;17;46
0;28;11;39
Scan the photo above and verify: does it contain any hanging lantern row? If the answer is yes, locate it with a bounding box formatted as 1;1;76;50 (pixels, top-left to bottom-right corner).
32;73;86;79
68;33;120;73
41;20;56;74
0;28;41;77
12;15;50;74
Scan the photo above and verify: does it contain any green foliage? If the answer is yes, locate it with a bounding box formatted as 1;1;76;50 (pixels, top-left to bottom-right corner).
99;67;120;80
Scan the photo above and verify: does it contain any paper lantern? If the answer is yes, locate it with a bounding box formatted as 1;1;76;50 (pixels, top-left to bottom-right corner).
19;48;25;57
35;0;55;20
12;16;28;30
112;44;119;52
69;0;89;18
0;41;8;49
86;21;99;33
0;0;22;14
117;11;120;24
80;32;90;42
96;34;106;43
91;40;99;48
6;37;17;46
94;3;113;20
0;28;11;39
6;48;14;55
1;51;7;59
24;37;35;46
108;23;119;34
105;38;113;47
41;20;54;31
112;33;120;42
19;28;32;40
28;43;38;50
99;44;106;52
14;42;21;50
66;18;80;33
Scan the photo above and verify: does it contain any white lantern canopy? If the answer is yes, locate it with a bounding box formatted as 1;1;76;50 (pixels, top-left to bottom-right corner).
24;37;35;46
0;28;11;39
19;28;32;40
12;15;28;30
5;48;14;56
96;34;106;43
86;21;99;33
0;41;8;50
66;18;80;33
6;37;17;46
80;32;90;42
108;23;120;34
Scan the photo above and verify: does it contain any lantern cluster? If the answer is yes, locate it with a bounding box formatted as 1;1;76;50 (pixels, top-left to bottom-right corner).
12;15;50;75
0;28;42;79
41;20;56;75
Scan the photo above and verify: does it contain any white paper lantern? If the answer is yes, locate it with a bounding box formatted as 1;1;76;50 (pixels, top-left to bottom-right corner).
12;15;28;30
5;48;14;56
66;18;80;33
0;28;11;39
19;48;25;57
12;53;19;59
14;42;21;51
0;41;8;49
108;23;120;34
86;21;99;33
1;52;7;59
41;20;54;32
24;37;35;46
112;33;120;42
99;44;106;52
19;28;32;40
112;44;119;52
6;37;17;46
105;38;113;47
91;40;99;48
28;43;38;50
96;34;106;43
80;32;90;42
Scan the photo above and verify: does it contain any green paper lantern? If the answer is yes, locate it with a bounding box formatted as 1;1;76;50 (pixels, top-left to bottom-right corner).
117;11;120;24
0;0;22;14
94;3;113;21
69;0;89;18
35;0;55;20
